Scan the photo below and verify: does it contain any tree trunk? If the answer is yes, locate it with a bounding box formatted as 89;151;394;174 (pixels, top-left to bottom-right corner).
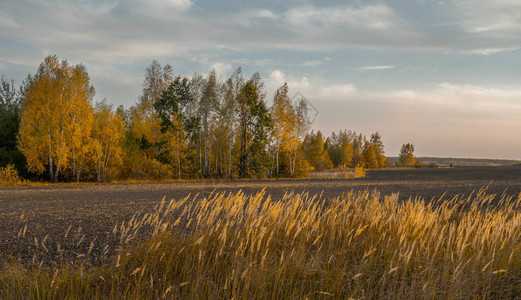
276;146;279;178
177;130;181;179
48;132;53;182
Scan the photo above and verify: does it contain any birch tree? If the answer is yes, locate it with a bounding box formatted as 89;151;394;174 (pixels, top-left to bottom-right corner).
19;55;94;182
270;83;297;177
92;100;125;182
131;61;173;159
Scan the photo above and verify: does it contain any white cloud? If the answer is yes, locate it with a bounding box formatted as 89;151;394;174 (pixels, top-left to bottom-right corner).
141;0;192;12
256;10;278;19
302;60;322;67
286;4;399;30
452;0;521;35
359;65;395;70
466;47;518;55
211;62;232;77
435;82;521;98
0;11;20;28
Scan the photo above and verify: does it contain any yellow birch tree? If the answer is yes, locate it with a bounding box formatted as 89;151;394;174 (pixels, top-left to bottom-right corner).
19;55;94;182
92;100;125;182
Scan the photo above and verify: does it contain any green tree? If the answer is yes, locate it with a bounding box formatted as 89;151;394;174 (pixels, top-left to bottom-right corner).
237;76;271;178
399;143;416;167
154;76;194;179
303;131;332;171
130;60;173;159
0;76;28;177
327;130;354;169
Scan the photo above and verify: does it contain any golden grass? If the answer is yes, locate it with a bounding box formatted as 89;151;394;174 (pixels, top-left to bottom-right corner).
309;166;366;180
2;188;521;299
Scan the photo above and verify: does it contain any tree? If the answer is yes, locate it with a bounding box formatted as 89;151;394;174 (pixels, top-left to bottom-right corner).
327;130;353;169
19;55;95;182
236;75;271;178
215;72;238;178
154;76;194;179
198;69;219;177
270;83;297;177
361;141;378;168
67;64;95;182
370;132;387;168
130;61;173;159
0;76;27;176
303;131;332;171
399;143;416;167
92;100;125;182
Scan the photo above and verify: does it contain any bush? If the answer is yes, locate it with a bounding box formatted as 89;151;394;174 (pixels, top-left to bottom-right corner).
0;164;23;186
132;156;173;180
344;164;366;179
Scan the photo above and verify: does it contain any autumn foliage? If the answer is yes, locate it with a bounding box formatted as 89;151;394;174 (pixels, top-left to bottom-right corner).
2;55;398;182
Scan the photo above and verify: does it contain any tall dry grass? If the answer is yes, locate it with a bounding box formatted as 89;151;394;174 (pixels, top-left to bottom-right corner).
2;188;521;299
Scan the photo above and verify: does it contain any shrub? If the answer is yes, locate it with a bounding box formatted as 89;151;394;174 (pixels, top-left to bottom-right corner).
132;156;173;180
0;164;22;186
344;164;366;179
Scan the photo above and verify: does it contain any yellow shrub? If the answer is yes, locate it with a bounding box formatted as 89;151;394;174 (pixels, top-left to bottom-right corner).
0;164;22;186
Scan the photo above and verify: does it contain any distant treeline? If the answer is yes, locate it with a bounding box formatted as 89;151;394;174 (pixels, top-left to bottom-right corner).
387;157;521;167
0;56;416;183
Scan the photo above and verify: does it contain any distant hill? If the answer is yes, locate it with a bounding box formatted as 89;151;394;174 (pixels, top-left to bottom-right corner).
386;157;521;167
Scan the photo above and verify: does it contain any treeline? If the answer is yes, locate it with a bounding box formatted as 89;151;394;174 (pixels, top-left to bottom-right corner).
0;56;393;182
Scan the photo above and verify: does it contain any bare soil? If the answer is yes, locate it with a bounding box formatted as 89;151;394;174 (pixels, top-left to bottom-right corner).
1;166;520;265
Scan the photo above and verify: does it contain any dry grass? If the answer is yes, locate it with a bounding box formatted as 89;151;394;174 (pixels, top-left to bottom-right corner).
2;188;521;299
309;166;366;180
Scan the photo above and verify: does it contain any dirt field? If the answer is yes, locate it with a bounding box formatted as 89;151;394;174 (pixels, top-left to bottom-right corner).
1;166;520;264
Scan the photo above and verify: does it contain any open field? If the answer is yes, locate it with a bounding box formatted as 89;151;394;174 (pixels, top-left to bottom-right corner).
1;167;521;298
1;166;520;265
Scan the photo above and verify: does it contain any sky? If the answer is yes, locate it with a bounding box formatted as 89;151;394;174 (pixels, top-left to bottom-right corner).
1;0;521;159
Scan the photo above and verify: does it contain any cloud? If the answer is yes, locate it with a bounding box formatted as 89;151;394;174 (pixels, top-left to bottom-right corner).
359;65;395;70
0;11;20;28
286;4;398;30
456;1;521;34
466;47;518;55
449;0;521;54
256;9;278;19
302;60;322;67
211;62;233;77
281;4;423;50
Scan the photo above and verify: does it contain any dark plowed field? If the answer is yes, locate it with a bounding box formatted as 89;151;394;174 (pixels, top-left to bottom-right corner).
1;166;520;265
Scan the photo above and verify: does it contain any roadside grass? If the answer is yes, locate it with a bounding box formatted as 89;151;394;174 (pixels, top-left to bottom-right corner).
2;188;521;299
